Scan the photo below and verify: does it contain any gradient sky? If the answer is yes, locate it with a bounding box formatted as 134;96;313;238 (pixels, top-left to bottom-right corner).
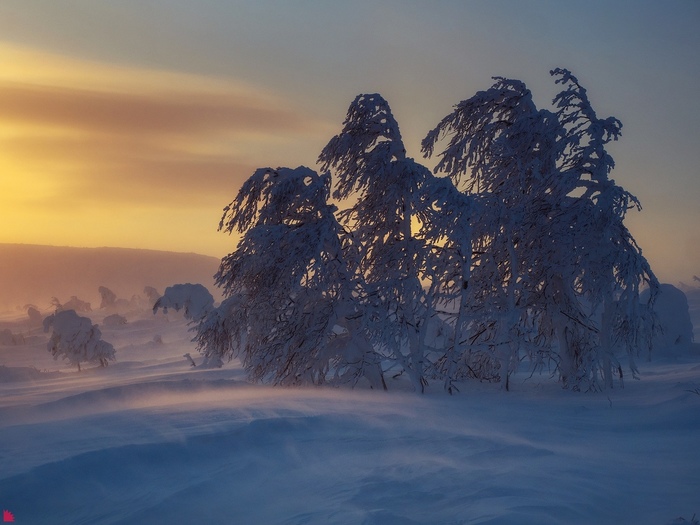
0;1;698;283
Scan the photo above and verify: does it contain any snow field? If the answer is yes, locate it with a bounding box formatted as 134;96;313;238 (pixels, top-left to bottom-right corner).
0;305;698;524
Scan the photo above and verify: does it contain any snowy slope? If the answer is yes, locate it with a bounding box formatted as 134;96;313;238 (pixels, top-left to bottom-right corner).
0;297;698;524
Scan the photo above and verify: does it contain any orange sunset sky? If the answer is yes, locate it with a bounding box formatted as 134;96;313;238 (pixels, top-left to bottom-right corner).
0;1;698;283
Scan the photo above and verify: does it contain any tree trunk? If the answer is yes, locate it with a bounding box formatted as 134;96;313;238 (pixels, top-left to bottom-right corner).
600;296;615;389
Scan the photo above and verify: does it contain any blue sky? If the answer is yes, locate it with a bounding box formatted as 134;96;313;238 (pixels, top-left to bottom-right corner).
0;1;698;282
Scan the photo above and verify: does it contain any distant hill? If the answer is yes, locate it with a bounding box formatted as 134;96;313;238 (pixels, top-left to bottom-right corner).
0;244;222;312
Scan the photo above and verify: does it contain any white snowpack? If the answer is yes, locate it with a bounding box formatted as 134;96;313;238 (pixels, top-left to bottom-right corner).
0;294;698;524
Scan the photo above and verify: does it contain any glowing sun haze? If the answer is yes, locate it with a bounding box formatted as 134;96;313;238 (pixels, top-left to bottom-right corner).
0;43;330;255
0;1;698;283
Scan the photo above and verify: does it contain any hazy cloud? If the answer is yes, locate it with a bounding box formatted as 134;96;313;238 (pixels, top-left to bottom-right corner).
0;45;331;215
0;81;309;138
2;133;255;208
0;44;336;256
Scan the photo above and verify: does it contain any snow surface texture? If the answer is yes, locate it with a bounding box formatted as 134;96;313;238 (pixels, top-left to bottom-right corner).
0;295;698;524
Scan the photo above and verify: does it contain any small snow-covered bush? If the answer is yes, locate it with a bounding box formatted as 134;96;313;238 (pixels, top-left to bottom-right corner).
641;283;694;356
153;283;214;322
43;309;115;371
98;286;117;309
26;305;43;326
143;286;161;307
0;365;54;382
103;313;128;327
0;329;25;346
52;296;92;313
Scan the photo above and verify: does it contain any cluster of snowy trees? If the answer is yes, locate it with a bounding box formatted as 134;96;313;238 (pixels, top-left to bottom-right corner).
40;285;163;371
194;69;658;392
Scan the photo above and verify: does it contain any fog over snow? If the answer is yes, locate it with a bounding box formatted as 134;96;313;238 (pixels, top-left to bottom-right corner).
0;250;698;524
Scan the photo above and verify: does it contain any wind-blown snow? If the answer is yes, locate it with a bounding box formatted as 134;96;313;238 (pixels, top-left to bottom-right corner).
0;296;698;524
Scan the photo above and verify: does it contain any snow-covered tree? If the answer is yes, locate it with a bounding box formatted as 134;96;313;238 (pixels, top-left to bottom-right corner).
319;93;437;392
192;74;657;393
422;70;658;390
103;313;127;327
549;68;658;388
26;305;43;326
143;286;161;307
98;286;117;309
43;309;115;371
422;77;565;389
153;283;214;322
0;329;24;346
52;296;92;313
412;176;484;391
196;166;384;386
640;283;693;357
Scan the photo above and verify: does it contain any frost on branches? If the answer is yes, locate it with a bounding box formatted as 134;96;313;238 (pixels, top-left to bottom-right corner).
422;69;658;390
196;166;385;387
319;94;440;392
194;71;657;393
43;309;116;371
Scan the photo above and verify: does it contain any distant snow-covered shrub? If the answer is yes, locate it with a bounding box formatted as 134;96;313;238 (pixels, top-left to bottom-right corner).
0;328;25;346
143;286;162;307
43;309;116;371
27;305;43;326
641;283;694;356
98;286;117;309
52;296;92;313
103;313;128;327
153;283;214;322
0;365;57;382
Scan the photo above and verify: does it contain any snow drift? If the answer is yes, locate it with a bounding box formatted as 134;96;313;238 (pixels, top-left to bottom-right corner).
0;292;698;524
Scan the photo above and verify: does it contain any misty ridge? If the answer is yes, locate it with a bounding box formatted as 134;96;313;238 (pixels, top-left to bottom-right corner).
0;243;220;313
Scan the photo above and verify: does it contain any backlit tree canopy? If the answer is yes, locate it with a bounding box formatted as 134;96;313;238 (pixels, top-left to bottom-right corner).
195;70;658;392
